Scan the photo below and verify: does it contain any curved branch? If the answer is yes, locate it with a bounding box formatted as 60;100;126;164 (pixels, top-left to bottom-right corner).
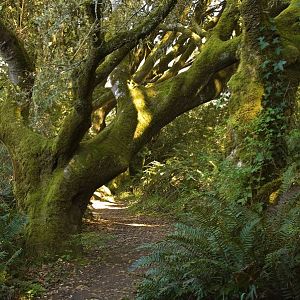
94;42;135;87
0;21;35;119
92;87;115;111
145;34;189;83
158;24;202;45
132;31;176;84
155;40;197;84
0;21;34;87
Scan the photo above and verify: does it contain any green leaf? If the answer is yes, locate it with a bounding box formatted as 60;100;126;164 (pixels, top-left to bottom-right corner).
263;72;272;79
275;91;284;97
258;36;269;50
272;37;280;44
265;86;272;94
270;25;277;31
273;60;287;72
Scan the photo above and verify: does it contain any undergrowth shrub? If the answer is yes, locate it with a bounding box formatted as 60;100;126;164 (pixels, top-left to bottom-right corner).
0;201;26;298
130;92;300;299
130;147;254;220
132;196;300;300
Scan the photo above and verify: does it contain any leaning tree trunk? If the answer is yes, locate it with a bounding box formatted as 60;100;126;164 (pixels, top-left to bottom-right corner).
0;0;180;257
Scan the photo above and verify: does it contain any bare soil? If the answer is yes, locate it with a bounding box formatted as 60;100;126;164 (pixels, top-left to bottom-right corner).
34;199;170;300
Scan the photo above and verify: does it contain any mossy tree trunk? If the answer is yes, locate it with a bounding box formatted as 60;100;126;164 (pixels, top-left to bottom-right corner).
12;137;130;255
228;0;300;200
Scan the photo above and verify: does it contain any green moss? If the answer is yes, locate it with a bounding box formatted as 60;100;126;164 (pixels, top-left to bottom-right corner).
228;47;264;132
276;1;300;50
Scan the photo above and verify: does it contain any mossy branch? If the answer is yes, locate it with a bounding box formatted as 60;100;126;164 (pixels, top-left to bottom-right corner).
92;87;115;111
94;42;135;87
158;24;202;45
0;21;34;87
0;21;35;119
54;0;178;166
133;33;188;83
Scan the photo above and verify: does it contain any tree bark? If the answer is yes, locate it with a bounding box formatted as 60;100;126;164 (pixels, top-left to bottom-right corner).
227;0;300;201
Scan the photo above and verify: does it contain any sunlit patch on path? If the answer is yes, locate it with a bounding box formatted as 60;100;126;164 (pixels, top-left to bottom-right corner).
90;199;127;210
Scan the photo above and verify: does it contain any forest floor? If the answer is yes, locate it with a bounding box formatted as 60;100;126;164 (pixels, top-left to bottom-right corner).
31;195;170;300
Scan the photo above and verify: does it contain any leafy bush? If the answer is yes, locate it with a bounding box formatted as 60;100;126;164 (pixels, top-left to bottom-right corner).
132;196;300;300
130;144;254;221
0;201;26;298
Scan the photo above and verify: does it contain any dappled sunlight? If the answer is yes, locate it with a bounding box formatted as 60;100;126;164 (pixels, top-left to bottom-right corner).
91;200;127;210
129;83;153;139
123;223;162;228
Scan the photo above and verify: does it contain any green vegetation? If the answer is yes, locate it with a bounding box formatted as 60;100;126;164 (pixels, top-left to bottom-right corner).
0;0;299;298
128;99;300;299
131;181;300;299
125;88;300;298
0;145;13;204
133;201;300;299
0;201;26;298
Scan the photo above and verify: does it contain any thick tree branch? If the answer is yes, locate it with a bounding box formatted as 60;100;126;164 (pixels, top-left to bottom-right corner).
0;21;34;87
132;31;176;84
0;99;45;151
0;21;35;118
158;24;202;44
94;42;135;87
92;87;115;111
128;67;237;155
145;34;189;83
155;40;197;84
92;99;116;133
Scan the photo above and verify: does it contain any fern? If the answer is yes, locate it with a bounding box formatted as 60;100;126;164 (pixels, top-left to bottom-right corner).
0;201;26;287
133;196;300;300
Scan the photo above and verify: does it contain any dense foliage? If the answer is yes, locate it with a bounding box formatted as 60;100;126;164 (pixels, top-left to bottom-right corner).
129;92;300;299
133;197;300;299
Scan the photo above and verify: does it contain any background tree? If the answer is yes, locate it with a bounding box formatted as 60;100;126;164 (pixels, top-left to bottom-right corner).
0;0;299;257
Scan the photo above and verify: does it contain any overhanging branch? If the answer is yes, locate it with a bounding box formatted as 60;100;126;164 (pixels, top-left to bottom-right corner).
54;0;178;167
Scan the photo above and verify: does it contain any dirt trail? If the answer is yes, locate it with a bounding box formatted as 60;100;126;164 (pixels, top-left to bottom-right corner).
37;199;170;300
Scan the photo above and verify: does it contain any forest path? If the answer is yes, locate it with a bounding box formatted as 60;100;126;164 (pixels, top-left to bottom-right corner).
37;197;170;300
